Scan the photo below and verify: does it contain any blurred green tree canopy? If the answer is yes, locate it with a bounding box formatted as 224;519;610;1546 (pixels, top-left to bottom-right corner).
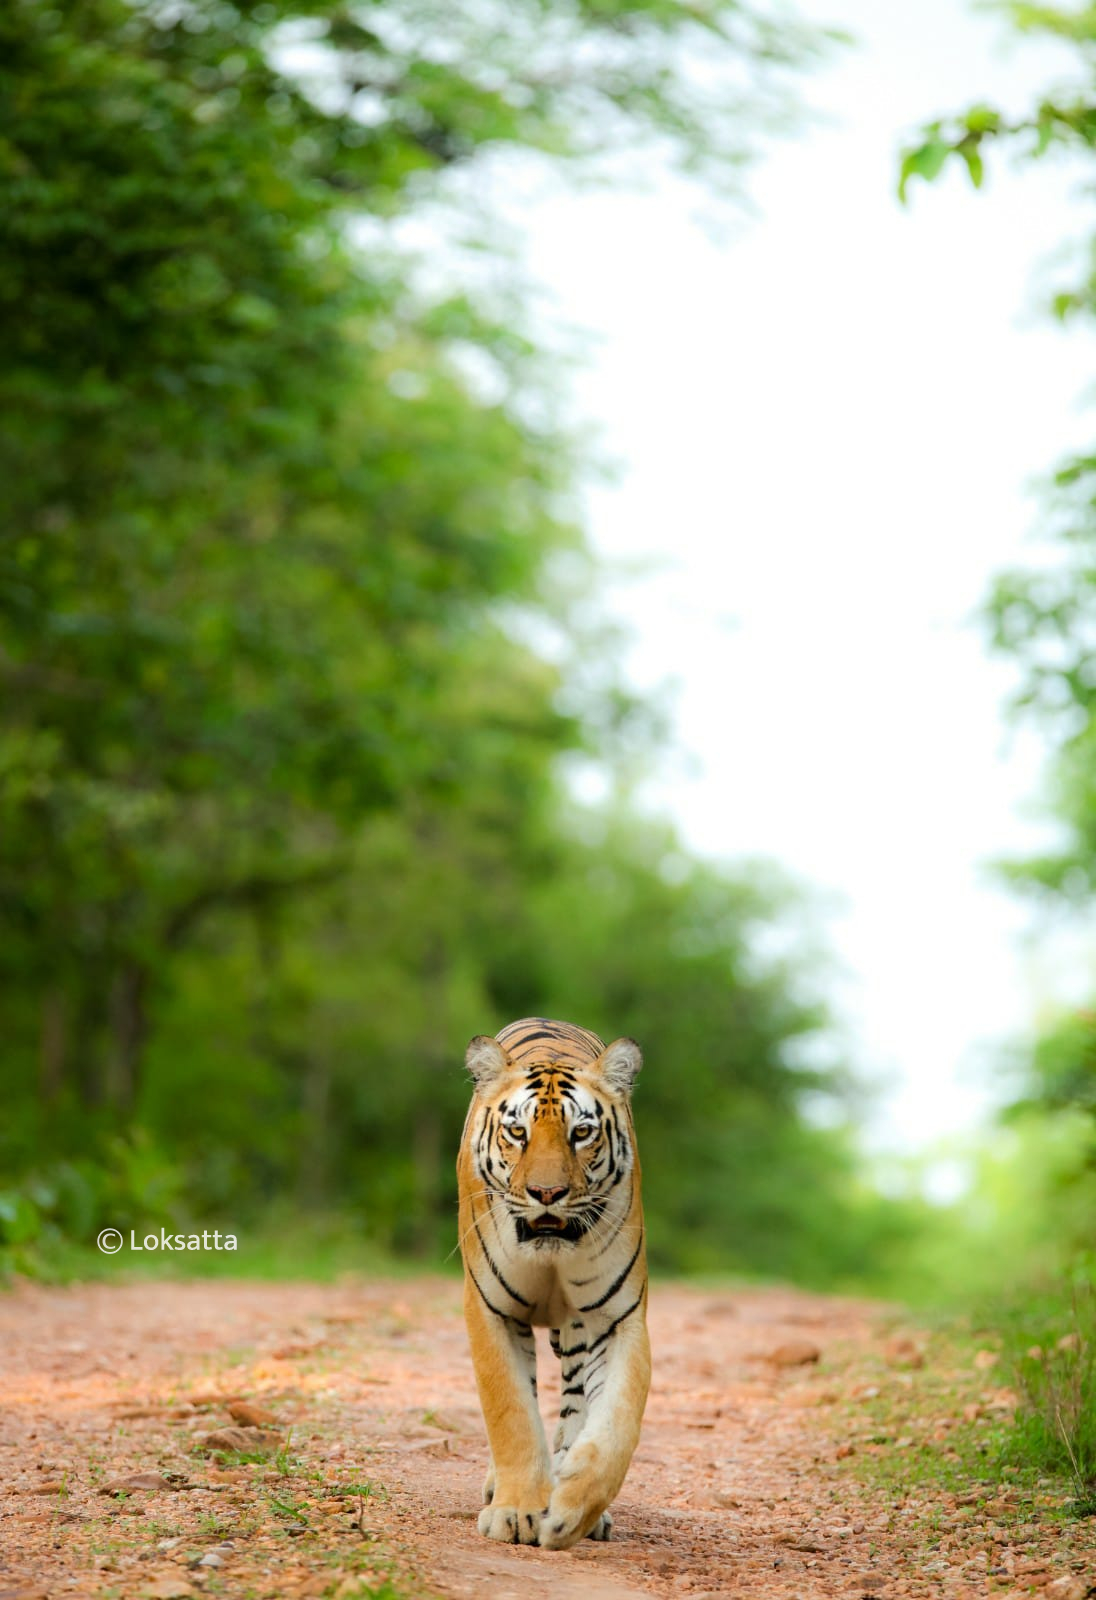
0;0;896;1281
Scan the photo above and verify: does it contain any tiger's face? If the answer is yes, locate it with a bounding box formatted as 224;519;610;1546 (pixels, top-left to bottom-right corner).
465;1026;641;1245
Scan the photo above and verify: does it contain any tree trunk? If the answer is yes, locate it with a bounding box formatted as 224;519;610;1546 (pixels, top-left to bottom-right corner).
39;987;67;1103
107;962;147;1112
411;921;448;1256
411;1103;443;1256
298;1051;331;1208
73;984;104;1110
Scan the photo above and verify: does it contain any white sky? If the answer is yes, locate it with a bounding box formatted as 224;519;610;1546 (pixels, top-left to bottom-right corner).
500;0;1096;1157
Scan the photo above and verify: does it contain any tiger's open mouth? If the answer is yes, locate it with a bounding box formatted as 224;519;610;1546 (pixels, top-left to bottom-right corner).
515;1213;586;1245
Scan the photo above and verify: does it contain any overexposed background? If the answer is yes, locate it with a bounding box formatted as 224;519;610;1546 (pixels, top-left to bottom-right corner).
496;0;1096;1164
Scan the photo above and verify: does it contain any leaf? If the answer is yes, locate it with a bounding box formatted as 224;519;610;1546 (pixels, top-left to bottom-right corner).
963;102;1002;134
898;137;950;201
960;141;985;188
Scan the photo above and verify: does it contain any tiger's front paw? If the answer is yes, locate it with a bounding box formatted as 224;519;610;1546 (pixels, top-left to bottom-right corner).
538;1453;611;1549
539;1497;610;1549
478;1505;544;1545
538;1506;584;1549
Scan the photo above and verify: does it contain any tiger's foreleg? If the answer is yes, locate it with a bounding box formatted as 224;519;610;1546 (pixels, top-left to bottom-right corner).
539;1301;650;1550
550;1322;613;1542
464;1279;552;1545
549;1324;586;1472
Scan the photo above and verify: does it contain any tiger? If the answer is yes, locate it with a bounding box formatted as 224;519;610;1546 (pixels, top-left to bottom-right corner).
456;1016;650;1550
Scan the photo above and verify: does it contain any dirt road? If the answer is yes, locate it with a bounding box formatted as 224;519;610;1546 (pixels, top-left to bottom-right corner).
0;1278;1090;1599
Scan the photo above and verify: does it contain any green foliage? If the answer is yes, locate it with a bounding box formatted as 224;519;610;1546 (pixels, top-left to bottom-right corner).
1;0;607;1128
898;118;991;200
0;1130;186;1277
1013;1012;1096;1117
985;480;1096;905
0;0;887;1291
898;3;1096;202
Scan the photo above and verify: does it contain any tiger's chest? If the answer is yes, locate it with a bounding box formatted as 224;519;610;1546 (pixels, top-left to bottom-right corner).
487;1229;600;1328
472;1179;642;1331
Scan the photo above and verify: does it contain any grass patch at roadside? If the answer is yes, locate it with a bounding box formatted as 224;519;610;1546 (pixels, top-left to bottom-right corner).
992;1271;1096;1507
829;1277;1095;1527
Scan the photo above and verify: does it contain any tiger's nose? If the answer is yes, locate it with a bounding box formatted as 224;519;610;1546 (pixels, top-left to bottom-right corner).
527;1184;569;1206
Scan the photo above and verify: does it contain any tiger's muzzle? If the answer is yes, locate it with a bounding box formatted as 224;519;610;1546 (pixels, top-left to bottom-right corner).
514;1212;588;1245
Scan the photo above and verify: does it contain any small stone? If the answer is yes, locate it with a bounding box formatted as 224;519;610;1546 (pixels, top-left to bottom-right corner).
200;1426;284;1454
702;1300;739;1319
767;1340;821;1367
884;1335;924;1369
1044;1578;1087;1600
973;1349;999;1371
226;1400;278;1427
1056;1333;1083;1355
423;1407;478;1434
100;1472;176;1495
140;1578;194;1600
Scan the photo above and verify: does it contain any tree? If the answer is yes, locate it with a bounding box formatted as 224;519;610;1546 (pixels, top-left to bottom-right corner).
0;0;822;1123
2;1;887;1287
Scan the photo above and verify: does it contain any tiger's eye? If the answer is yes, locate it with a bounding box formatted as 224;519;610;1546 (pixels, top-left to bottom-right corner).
573;1123;595;1141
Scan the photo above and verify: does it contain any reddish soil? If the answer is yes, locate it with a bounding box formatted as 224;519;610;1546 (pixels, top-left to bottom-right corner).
0;1279;1091;1600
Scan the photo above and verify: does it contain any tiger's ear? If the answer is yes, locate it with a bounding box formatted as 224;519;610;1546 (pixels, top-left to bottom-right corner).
595;1037;642;1095
465;1035;512;1090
